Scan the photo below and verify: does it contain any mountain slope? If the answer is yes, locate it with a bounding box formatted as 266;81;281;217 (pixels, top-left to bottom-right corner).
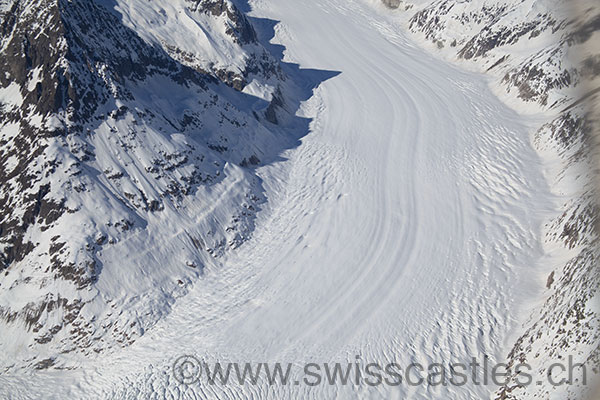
0;0;313;369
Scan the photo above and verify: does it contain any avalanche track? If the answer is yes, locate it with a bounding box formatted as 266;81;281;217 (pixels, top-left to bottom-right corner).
1;0;557;398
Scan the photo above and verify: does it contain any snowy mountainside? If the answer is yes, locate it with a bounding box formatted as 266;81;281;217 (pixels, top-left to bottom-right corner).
379;0;600;398
108;0;285;95
386;0;587;110
0;0;313;370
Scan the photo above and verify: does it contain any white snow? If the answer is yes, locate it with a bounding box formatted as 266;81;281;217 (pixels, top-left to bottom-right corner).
0;82;23;109
100;0;250;75
27;66;42;92
0;0;562;398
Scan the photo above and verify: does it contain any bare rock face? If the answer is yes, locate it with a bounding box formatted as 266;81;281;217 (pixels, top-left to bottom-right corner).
188;0;257;44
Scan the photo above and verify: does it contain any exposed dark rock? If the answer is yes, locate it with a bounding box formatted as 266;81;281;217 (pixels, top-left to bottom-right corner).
187;0;257;44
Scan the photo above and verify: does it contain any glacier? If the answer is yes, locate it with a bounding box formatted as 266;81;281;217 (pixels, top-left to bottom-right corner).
0;0;597;399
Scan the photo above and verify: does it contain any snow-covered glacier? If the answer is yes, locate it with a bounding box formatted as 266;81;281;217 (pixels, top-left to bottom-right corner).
0;0;597;399
377;0;599;398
